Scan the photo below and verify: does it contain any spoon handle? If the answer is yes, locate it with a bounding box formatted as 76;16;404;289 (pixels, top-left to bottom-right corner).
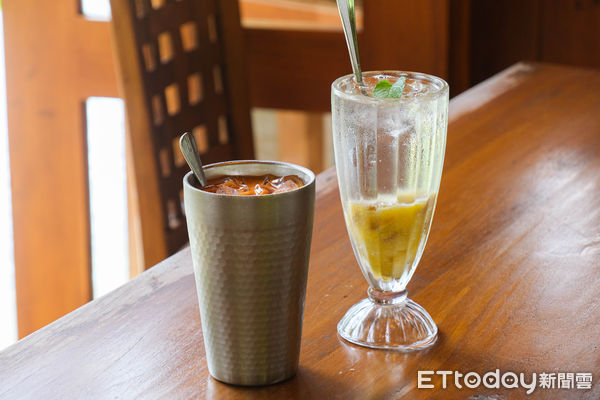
336;0;364;89
179;132;208;187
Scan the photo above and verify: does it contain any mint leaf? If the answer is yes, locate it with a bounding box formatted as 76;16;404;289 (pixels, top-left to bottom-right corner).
373;80;392;98
390;77;406;97
372;77;406;98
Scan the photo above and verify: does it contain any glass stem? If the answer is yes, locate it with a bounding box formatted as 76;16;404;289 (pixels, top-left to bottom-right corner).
367;287;407;305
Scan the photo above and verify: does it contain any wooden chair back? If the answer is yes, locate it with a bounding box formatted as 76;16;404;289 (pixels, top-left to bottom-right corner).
110;0;254;271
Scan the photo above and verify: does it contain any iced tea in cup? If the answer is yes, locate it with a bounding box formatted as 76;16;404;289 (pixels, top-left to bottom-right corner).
183;160;315;386
332;71;448;350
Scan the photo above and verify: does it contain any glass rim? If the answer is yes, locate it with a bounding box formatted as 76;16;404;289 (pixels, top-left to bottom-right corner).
332;71;449;104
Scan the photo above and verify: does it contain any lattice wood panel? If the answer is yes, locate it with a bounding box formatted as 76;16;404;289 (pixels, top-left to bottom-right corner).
123;0;254;254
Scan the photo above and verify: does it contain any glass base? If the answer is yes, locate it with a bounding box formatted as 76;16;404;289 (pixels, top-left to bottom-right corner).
337;288;437;351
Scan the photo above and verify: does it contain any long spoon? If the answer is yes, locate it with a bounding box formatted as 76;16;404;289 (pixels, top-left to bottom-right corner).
336;0;365;92
179;132;207;187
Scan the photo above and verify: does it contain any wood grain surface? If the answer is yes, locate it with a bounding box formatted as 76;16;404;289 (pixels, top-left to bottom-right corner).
245;1;450;112
1;62;599;399
4;0;118;337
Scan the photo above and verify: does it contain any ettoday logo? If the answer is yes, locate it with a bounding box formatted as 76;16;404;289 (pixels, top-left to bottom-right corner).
418;370;593;395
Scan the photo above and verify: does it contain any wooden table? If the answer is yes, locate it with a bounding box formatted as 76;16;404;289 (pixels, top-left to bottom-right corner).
1;62;599;399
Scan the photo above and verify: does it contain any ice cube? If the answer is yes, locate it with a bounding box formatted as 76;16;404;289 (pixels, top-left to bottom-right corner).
273;179;299;193
216;185;238;195
254;184;265;195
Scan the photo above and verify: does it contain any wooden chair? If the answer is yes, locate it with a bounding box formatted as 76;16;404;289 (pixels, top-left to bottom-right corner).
109;0;254;273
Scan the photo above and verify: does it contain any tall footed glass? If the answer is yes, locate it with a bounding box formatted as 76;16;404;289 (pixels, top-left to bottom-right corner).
332;71;448;350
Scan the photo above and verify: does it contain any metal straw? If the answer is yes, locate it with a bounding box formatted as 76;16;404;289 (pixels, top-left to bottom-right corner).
336;0;365;93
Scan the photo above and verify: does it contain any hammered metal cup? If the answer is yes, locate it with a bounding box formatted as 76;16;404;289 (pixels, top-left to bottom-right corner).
183;160;316;386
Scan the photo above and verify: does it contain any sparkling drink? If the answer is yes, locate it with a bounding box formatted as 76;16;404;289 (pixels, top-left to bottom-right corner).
332;71;448;350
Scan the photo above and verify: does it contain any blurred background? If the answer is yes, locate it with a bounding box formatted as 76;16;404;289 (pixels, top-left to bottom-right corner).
0;0;598;350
